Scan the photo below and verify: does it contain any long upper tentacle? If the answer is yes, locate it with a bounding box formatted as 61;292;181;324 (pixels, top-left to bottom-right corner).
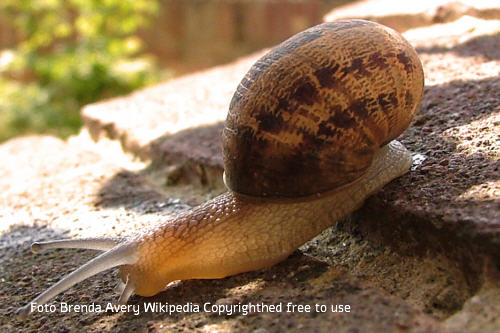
31;238;120;252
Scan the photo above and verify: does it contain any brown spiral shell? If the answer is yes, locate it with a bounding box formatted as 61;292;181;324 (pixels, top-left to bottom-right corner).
222;19;424;197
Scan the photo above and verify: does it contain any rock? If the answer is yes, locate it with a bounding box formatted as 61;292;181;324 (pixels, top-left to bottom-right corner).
324;0;500;32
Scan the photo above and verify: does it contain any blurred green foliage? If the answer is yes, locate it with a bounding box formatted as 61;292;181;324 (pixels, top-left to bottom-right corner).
0;0;162;142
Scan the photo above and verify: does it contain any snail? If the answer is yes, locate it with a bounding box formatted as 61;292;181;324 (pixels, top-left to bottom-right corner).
18;19;424;318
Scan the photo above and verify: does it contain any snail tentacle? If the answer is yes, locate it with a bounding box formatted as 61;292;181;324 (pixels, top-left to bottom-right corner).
17;243;138;320
31;238;120;253
118;275;136;306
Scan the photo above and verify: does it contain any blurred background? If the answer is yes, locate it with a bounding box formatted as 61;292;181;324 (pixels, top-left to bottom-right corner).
0;0;352;143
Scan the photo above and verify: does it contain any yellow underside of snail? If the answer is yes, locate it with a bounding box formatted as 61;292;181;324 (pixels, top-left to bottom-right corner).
18;19;424;319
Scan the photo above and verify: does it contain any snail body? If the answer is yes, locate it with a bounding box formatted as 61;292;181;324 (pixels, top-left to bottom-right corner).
18;19;424;317
123;140;412;297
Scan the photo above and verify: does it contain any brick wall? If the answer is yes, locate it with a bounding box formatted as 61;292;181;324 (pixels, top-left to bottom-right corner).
140;0;337;73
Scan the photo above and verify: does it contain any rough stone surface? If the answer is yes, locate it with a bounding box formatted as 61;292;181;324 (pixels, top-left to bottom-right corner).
378;16;500;253
1;3;499;333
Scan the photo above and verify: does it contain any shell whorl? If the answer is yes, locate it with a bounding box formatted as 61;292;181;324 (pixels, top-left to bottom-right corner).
222;19;424;197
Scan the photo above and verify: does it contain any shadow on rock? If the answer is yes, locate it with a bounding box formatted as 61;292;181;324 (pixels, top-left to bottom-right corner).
394;75;499;250
95;122;226;212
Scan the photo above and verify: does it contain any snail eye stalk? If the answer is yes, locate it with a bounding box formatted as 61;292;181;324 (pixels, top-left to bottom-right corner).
31;238;119;252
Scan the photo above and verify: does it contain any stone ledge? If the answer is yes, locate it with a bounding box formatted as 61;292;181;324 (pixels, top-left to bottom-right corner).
324;0;500;32
82;51;263;160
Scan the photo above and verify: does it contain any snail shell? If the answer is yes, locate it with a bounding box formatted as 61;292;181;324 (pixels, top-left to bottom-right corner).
223;19;424;197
